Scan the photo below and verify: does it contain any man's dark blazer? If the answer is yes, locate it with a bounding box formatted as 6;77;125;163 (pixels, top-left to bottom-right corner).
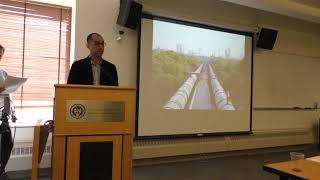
67;56;118;86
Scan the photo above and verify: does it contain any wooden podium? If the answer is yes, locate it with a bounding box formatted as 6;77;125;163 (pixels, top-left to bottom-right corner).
52;85;135;180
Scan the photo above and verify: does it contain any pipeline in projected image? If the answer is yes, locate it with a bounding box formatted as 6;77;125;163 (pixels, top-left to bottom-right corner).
151;20;246;111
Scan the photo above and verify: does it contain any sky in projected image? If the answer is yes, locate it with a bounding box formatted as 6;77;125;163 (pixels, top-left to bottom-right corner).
153;20;245;60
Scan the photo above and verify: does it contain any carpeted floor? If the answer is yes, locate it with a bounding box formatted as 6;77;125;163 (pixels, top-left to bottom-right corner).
4;145;320;180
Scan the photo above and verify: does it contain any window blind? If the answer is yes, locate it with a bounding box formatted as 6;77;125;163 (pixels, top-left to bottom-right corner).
0;0;71;121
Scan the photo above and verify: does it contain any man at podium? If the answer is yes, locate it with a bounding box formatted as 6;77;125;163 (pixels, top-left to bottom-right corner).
67;33;118;86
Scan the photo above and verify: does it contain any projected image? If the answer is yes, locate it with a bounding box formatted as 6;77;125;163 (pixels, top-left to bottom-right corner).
152;20;246;111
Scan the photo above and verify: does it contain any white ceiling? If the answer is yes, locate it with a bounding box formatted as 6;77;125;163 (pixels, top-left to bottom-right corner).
219;0;320;24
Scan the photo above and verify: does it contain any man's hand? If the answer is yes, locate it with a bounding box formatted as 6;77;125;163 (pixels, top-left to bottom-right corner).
0;86;5;93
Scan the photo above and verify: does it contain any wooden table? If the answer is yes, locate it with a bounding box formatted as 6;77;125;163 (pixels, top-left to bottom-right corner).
263;159;320;180
10;119;46;180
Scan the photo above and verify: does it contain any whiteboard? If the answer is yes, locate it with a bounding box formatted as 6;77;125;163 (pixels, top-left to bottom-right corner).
253;50;320;108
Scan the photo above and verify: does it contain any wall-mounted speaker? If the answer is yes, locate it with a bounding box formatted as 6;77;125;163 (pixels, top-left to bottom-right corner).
117;0;142;30
257;28;278;50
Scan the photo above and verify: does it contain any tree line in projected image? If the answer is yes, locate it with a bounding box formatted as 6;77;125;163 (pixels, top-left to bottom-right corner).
152;49;200;86
152;49;200;107
152;49;246;110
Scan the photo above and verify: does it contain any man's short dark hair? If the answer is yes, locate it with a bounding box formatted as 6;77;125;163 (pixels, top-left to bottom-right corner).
87;33;103;43
0;44;4;51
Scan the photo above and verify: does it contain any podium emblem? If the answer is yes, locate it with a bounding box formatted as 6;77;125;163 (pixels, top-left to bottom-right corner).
70;104;86;119
67;100;125;122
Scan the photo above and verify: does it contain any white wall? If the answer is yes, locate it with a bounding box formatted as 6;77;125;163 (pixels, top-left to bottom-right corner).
9;1;320;171
74;0;320;131
134;0;320;158
74;0;320;90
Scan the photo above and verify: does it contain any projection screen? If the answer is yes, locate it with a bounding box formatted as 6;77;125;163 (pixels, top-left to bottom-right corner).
137;15;253;137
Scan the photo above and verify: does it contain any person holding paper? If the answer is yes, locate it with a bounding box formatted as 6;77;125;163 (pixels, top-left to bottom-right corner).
0;44;14;177
0;44;11;118
0;44;7;93
67;33;118;86
0;45;27;95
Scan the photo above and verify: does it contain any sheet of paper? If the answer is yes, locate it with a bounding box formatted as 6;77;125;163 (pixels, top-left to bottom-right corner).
1;75;27;94
307;156;320;163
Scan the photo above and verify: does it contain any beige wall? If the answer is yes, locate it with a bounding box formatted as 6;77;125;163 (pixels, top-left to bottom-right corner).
75;0;320;86
133;1;320;159
19;0;319;143
75;0;320;128
75;0;138;86
50;0;320;158
7;1;320;171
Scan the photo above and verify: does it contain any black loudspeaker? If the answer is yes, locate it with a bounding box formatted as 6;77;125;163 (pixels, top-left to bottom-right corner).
257;28;278;50
117;0;142;30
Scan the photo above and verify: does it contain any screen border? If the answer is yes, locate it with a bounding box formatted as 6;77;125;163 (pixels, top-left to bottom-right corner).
135;13;254;139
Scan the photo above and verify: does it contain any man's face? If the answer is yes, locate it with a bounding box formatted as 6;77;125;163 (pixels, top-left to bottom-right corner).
0;49;4;62
87;34;105;59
